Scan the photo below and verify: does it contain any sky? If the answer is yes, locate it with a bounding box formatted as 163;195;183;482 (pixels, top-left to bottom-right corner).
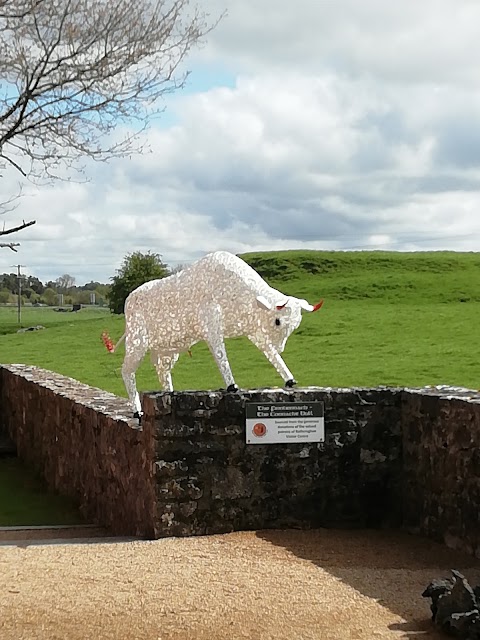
2;0;480;284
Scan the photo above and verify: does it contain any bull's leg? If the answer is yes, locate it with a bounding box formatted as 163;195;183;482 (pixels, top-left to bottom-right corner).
249;336;296;386
202;304;237;391
208;338;237;390
122;344;148;418
151;352;179;391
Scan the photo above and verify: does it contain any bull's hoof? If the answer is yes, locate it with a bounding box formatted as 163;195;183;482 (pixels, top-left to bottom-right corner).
226;384;238;393
285;379;297;388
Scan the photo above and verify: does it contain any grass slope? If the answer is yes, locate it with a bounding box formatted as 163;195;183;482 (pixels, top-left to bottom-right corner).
243;250;480;303
0;456;83;525
0;250;477;392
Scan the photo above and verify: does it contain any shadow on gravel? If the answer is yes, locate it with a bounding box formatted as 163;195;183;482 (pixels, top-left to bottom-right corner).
257;528;480;639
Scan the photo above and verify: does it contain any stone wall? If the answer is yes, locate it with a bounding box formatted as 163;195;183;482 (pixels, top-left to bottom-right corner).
402;387;480;557
0;365;157;537
143;388;403;538
0;365;479;557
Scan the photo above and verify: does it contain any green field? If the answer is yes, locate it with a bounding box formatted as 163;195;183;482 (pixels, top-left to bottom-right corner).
0;250;479;525
0;250;478;393
0;456;84;526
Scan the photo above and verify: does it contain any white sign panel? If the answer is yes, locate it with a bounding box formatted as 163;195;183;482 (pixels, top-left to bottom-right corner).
246;402;325;444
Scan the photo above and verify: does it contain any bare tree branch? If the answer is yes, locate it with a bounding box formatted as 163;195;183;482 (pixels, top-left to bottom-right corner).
0;219;36;235
0;0;223;226
2;153;27;176
0;0;45;19
0;0;222;182
0;183;24;215
0;241;20;250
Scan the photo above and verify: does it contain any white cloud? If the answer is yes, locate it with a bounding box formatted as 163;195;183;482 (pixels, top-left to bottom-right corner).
203;0;480;85
1;0;480;283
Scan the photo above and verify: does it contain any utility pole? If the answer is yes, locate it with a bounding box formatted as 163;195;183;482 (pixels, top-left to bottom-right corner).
12;265;25;326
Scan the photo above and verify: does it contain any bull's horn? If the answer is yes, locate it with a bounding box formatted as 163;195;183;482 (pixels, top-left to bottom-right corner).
256;296;273;311
298;298;324;312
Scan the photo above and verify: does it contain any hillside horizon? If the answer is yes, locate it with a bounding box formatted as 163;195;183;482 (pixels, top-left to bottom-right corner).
241;249;480;304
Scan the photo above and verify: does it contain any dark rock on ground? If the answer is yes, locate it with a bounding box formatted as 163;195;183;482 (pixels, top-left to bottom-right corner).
422;570;480;639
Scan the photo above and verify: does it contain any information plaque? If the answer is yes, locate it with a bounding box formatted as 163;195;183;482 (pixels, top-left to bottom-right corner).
245;402;325;444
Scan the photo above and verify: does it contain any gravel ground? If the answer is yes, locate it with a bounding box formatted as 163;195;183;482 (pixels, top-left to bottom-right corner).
1;528;479;640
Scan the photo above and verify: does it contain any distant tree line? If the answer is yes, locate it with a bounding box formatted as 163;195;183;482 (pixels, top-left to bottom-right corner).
0;273;110;307
0;251;188;311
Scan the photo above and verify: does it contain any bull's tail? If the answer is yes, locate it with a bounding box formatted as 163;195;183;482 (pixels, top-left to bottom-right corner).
101;331;125;354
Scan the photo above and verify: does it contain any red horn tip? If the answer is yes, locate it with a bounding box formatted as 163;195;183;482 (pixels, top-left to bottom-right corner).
313;300;324;312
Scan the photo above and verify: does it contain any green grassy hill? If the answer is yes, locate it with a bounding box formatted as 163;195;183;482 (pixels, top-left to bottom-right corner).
0;250;478;393
242;250;480;303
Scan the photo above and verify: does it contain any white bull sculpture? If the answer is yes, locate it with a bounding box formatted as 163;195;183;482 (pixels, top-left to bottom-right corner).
104;251;323;418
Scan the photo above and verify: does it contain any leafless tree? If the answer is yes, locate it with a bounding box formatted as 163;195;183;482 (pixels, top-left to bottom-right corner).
55;273;75;292
169;262;189;274
0;0;220;238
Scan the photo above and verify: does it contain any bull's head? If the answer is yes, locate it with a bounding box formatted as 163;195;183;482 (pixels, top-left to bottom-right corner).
256;295;324;352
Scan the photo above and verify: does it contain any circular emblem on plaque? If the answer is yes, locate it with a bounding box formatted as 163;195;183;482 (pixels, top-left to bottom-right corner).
253;422;267;437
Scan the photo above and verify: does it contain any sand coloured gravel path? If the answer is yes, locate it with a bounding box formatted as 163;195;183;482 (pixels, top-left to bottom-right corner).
1;528;479;640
